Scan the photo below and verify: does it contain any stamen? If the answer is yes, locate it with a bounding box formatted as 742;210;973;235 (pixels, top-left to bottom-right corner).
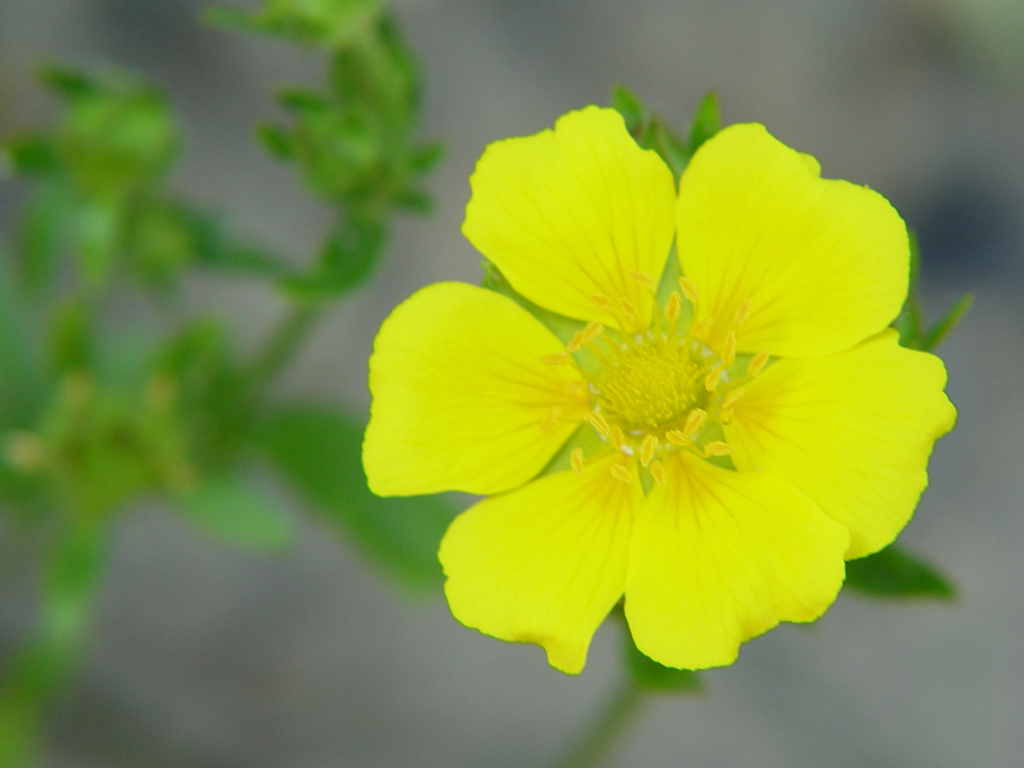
542;352;570;365
735;299;752;326
584;412;611;437
690;318;712;339
609;463;633;484
620;298;639;321
639;434;659;467
570;448;585;477
610;425;625;450
721;332;737;365
627;271;658;291
703;441;736;457
678;277;700;305
704;366;722;391
666;429;688;446
721;387;745;411
649;459;666;485
747;350;770;377
541;407;561;432
664;291;682;322
567;322;604;352
590;293;617;311
681;408;707;439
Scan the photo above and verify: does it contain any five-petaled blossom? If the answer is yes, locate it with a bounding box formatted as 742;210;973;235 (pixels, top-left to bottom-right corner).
362;107;956;674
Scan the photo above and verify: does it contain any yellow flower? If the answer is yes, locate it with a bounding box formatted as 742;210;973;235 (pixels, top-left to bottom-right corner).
363;107;956;674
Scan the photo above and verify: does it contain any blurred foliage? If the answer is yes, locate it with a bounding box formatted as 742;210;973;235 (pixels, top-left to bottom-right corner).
0;2;446;764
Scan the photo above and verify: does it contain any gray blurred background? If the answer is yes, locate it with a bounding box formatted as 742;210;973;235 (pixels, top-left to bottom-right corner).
1;0;1022;766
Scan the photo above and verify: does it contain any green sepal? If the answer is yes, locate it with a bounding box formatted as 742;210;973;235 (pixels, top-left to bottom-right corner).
177;475;296;551
686;91;720;157
255;405;456;590
920;292;973;352
626;638;704;693
480;258;585;346
844;544;955;599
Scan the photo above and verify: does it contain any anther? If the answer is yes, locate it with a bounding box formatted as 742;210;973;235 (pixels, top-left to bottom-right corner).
721;332;736;365
681;408;708;440
620;298;639;321
542;352;570;365
735;299;752;326
664;291;682;322
649;460;666;485
567;322;604;352
610;425;625;450
690;318;712;339
639;434;659;467
703;441;736;457
590;293;618;311
678;277;700;305
541;407;561;432
721;387;745;411
704;366;722;391
609;463;633;484
584;412;611;437
747;350;770;377
570;448;585;478
627;271;658;291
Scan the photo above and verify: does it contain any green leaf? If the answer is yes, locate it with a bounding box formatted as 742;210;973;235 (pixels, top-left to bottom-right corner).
0;253;46;427
921;292;973;351
49;299;93;375
2;134;60;176
178;475;295;551
625;634;703;693
845;545;955;599
18;181;75;291
686;91;720;157
282;217;383;299
255;405;455;590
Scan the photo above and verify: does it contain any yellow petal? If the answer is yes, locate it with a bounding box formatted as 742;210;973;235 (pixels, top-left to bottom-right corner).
624;452;848;670
463;106;676;333
724;329;956;559
439;457;641;674
364;282;587;496
676;123;909;357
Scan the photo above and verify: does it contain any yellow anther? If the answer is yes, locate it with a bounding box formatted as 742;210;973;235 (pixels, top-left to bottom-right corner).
704;366;723;391
541;407;561;432
649;459;666;485
590;293;618;311
681;408;708;440
721;387;745;411
567;322;604;352
747;350;770;377
703;441;736;457
609;463;633;484
690;318;712;339
664;291;682;322
627;270;658;291
584;411;611;437
666;429;689;446
678;277;700;304
639;434;659;467
610;425;625;450
542;352;570;365
620;298;639;320
721;332;737;365
735;299;752;326
570;447;585;478
565;380;587;395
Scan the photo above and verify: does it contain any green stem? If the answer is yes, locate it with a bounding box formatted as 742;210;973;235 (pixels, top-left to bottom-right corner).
551;678;646;768
248;303;320;389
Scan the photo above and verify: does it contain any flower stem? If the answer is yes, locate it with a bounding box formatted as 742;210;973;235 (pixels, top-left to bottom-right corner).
248;304;320;389
551;679;646;768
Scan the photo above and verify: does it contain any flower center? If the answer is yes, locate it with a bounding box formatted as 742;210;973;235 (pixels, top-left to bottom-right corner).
545;273;770;487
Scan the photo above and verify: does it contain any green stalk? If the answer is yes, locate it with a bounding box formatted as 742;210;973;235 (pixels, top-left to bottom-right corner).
551;679;646;768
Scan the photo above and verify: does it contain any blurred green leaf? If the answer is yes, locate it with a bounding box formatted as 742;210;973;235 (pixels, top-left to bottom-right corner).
49;300;93;376
610;86;701;179
625;636;703;693
73;197;122;287
921;293;973;352
845;545;955;599
206;0;381;49
686;91;720;157
178;205;293;278
17;181;74;291
178;476;295;550
256;406;455;589
0;255;46;428
2;135;59;176
283;217;382;298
